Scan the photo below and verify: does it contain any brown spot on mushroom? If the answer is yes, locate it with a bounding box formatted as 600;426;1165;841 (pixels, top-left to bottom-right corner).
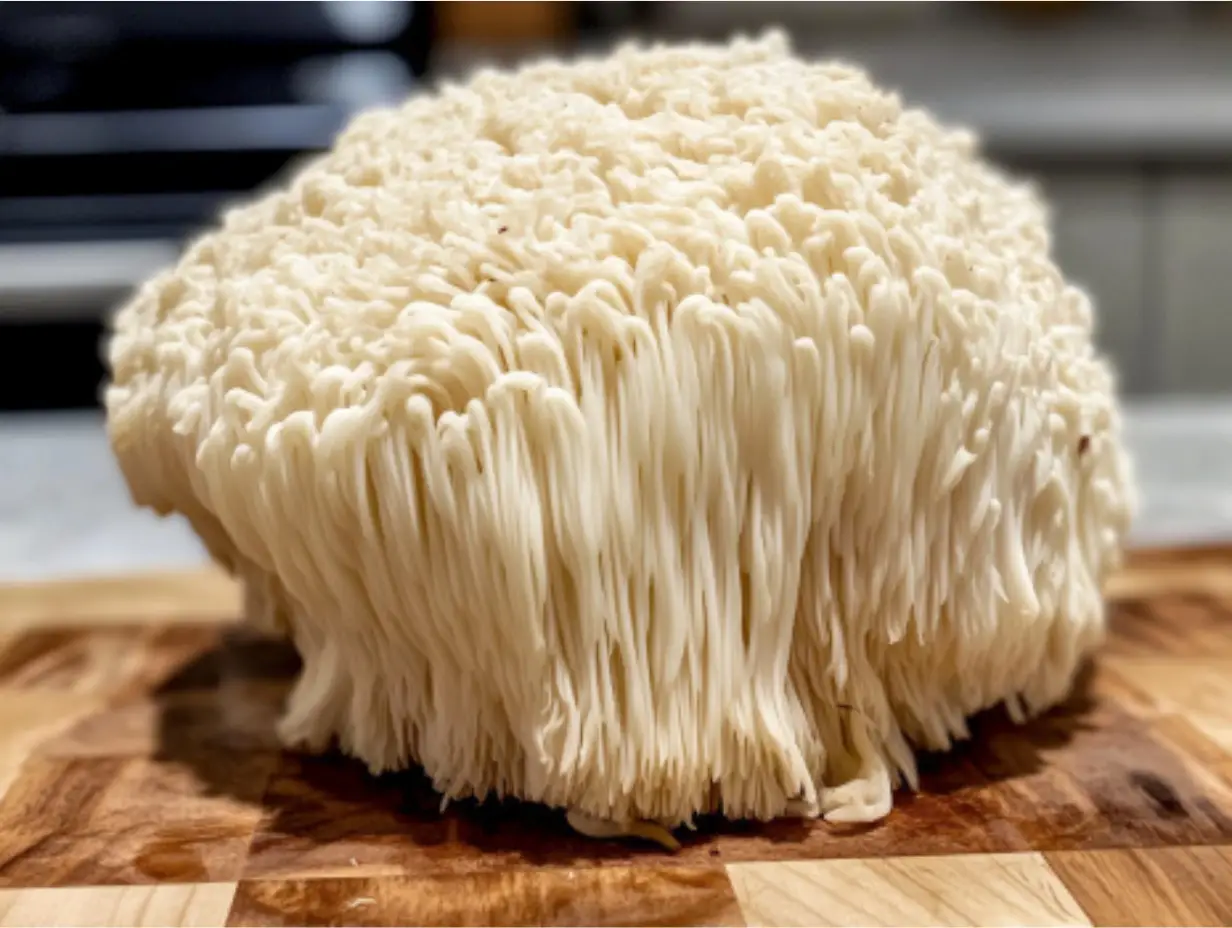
1078;435;1091;456
498;225;508;234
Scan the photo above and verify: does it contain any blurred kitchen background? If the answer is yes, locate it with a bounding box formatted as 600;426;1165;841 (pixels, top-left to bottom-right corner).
2;1;1232;580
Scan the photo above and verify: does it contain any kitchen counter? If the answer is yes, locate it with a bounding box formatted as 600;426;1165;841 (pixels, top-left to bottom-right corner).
3;401;1232;584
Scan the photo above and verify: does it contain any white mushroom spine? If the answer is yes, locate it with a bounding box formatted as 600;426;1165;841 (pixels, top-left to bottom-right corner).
104;32;1136;832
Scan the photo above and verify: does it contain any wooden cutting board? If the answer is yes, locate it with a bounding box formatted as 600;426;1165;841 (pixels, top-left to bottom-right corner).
0;548;1229;927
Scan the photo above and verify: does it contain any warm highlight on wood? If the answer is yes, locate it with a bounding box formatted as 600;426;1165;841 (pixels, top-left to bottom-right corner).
0;547;1228;925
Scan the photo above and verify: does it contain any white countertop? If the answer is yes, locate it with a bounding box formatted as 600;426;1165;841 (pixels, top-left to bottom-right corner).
3;401;1231;584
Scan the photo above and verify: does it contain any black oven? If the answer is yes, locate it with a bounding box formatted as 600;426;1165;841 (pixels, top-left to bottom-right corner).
0;1;435;410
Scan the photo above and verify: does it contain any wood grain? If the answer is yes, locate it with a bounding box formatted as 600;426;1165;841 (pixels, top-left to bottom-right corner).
1047;846;1232;927
0;691;98;802
1106;595;1232;659
0;625;218;699
726;853;1090;927
1106;547;1232;601
0;754;276;888
0;549;1226;924
0;882;236;927
240;747;1019;880
235;667;1232;875
955;695;1232;853
1104;658;1232;753
228;867;744;928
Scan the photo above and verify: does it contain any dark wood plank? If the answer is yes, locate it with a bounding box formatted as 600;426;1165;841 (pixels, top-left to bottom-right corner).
0;621;286;889
32;688;287;762
240;655;1232;878
1107;595;1232;659
700;661;1232;861
0;626;218;698
243;751;685;880
0;753;276;888
228;867;744;927
34;629;296;761
1047;846;1232;926
682;754;1031;866
964;694;1232;852
242;748;1032;881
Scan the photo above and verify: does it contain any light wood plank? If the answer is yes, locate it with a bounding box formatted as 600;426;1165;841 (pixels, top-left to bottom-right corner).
0;883;236;927
0;569;240;629
1105;657;1232;754
1105;561;1232;601
726;853;1091;927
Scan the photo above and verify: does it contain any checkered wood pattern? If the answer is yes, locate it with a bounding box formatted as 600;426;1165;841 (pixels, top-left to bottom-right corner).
0;549;1229;926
